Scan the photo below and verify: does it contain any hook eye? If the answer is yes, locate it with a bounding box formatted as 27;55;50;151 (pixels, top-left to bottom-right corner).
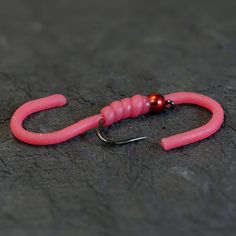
96;120;147;145
165;100;175;110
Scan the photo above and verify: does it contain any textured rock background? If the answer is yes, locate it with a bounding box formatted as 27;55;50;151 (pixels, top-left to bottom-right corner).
0;0;236;235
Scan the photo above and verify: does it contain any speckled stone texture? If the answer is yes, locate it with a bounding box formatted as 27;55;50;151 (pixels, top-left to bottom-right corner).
0;0;235;235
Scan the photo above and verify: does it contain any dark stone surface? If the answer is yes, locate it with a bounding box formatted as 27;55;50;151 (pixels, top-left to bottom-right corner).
0;0;236;235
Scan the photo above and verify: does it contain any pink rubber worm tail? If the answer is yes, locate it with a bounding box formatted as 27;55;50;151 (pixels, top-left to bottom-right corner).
10;94;149;146
162;92;224;150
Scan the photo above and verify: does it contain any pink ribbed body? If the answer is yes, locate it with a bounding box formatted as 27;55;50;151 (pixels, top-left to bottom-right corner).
101;95;149;126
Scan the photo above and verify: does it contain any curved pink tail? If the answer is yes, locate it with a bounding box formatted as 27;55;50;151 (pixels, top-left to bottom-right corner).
162;92;224;150
10;94;103;145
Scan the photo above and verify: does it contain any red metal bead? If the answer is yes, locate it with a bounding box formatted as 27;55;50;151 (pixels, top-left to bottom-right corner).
147;93;165;113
